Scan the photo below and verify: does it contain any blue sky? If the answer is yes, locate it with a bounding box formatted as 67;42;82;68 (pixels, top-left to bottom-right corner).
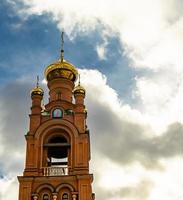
1;0;183;200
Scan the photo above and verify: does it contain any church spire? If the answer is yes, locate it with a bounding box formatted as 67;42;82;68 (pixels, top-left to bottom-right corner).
36;75;39;88
45;31;78;83
31;75;44;97
73;73;86;97
61;31;64;62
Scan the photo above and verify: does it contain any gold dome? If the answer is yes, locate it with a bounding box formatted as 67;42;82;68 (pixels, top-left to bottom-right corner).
44;59;78;82
31;86;44;96
73;85;86;96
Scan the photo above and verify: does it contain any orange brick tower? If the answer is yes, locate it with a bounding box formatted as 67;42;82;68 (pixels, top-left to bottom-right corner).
18;33;94;200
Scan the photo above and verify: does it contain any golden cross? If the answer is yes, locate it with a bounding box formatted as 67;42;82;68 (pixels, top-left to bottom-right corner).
61;31;64;61
36;75;39;88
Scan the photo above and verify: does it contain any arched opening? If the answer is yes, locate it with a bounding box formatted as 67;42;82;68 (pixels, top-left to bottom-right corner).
47;136;70;166
43;134;70;176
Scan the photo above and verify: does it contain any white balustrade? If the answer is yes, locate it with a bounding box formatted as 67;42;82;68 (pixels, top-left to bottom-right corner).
43;167;68;176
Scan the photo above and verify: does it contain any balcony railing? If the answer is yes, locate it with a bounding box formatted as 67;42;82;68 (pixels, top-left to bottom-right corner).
43;167;68;176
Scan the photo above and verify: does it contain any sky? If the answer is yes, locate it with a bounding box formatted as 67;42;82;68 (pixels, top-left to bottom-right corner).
0;0;183;199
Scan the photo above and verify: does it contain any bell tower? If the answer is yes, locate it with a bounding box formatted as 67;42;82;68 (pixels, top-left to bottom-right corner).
18;34;94;200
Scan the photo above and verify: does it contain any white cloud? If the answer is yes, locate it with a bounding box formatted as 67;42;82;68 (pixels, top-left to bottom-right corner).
17;0;182;66
135;63;183;133
95;29;110;60
96;44;106;60
79;69;146;126
148;157;183;200
0;177;18;200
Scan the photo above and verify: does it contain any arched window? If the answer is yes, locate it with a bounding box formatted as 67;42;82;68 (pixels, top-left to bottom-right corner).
52;108;63;118
62;193;68;200
43;194;49;200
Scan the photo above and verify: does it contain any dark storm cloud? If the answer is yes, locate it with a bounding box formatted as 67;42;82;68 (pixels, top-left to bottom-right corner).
0;80;31;174
0;81;30;147
87;93;183;168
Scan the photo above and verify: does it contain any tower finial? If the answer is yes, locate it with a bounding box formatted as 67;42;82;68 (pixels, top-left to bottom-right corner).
78;74;81;86
61;31;64;62
36;75;39;88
